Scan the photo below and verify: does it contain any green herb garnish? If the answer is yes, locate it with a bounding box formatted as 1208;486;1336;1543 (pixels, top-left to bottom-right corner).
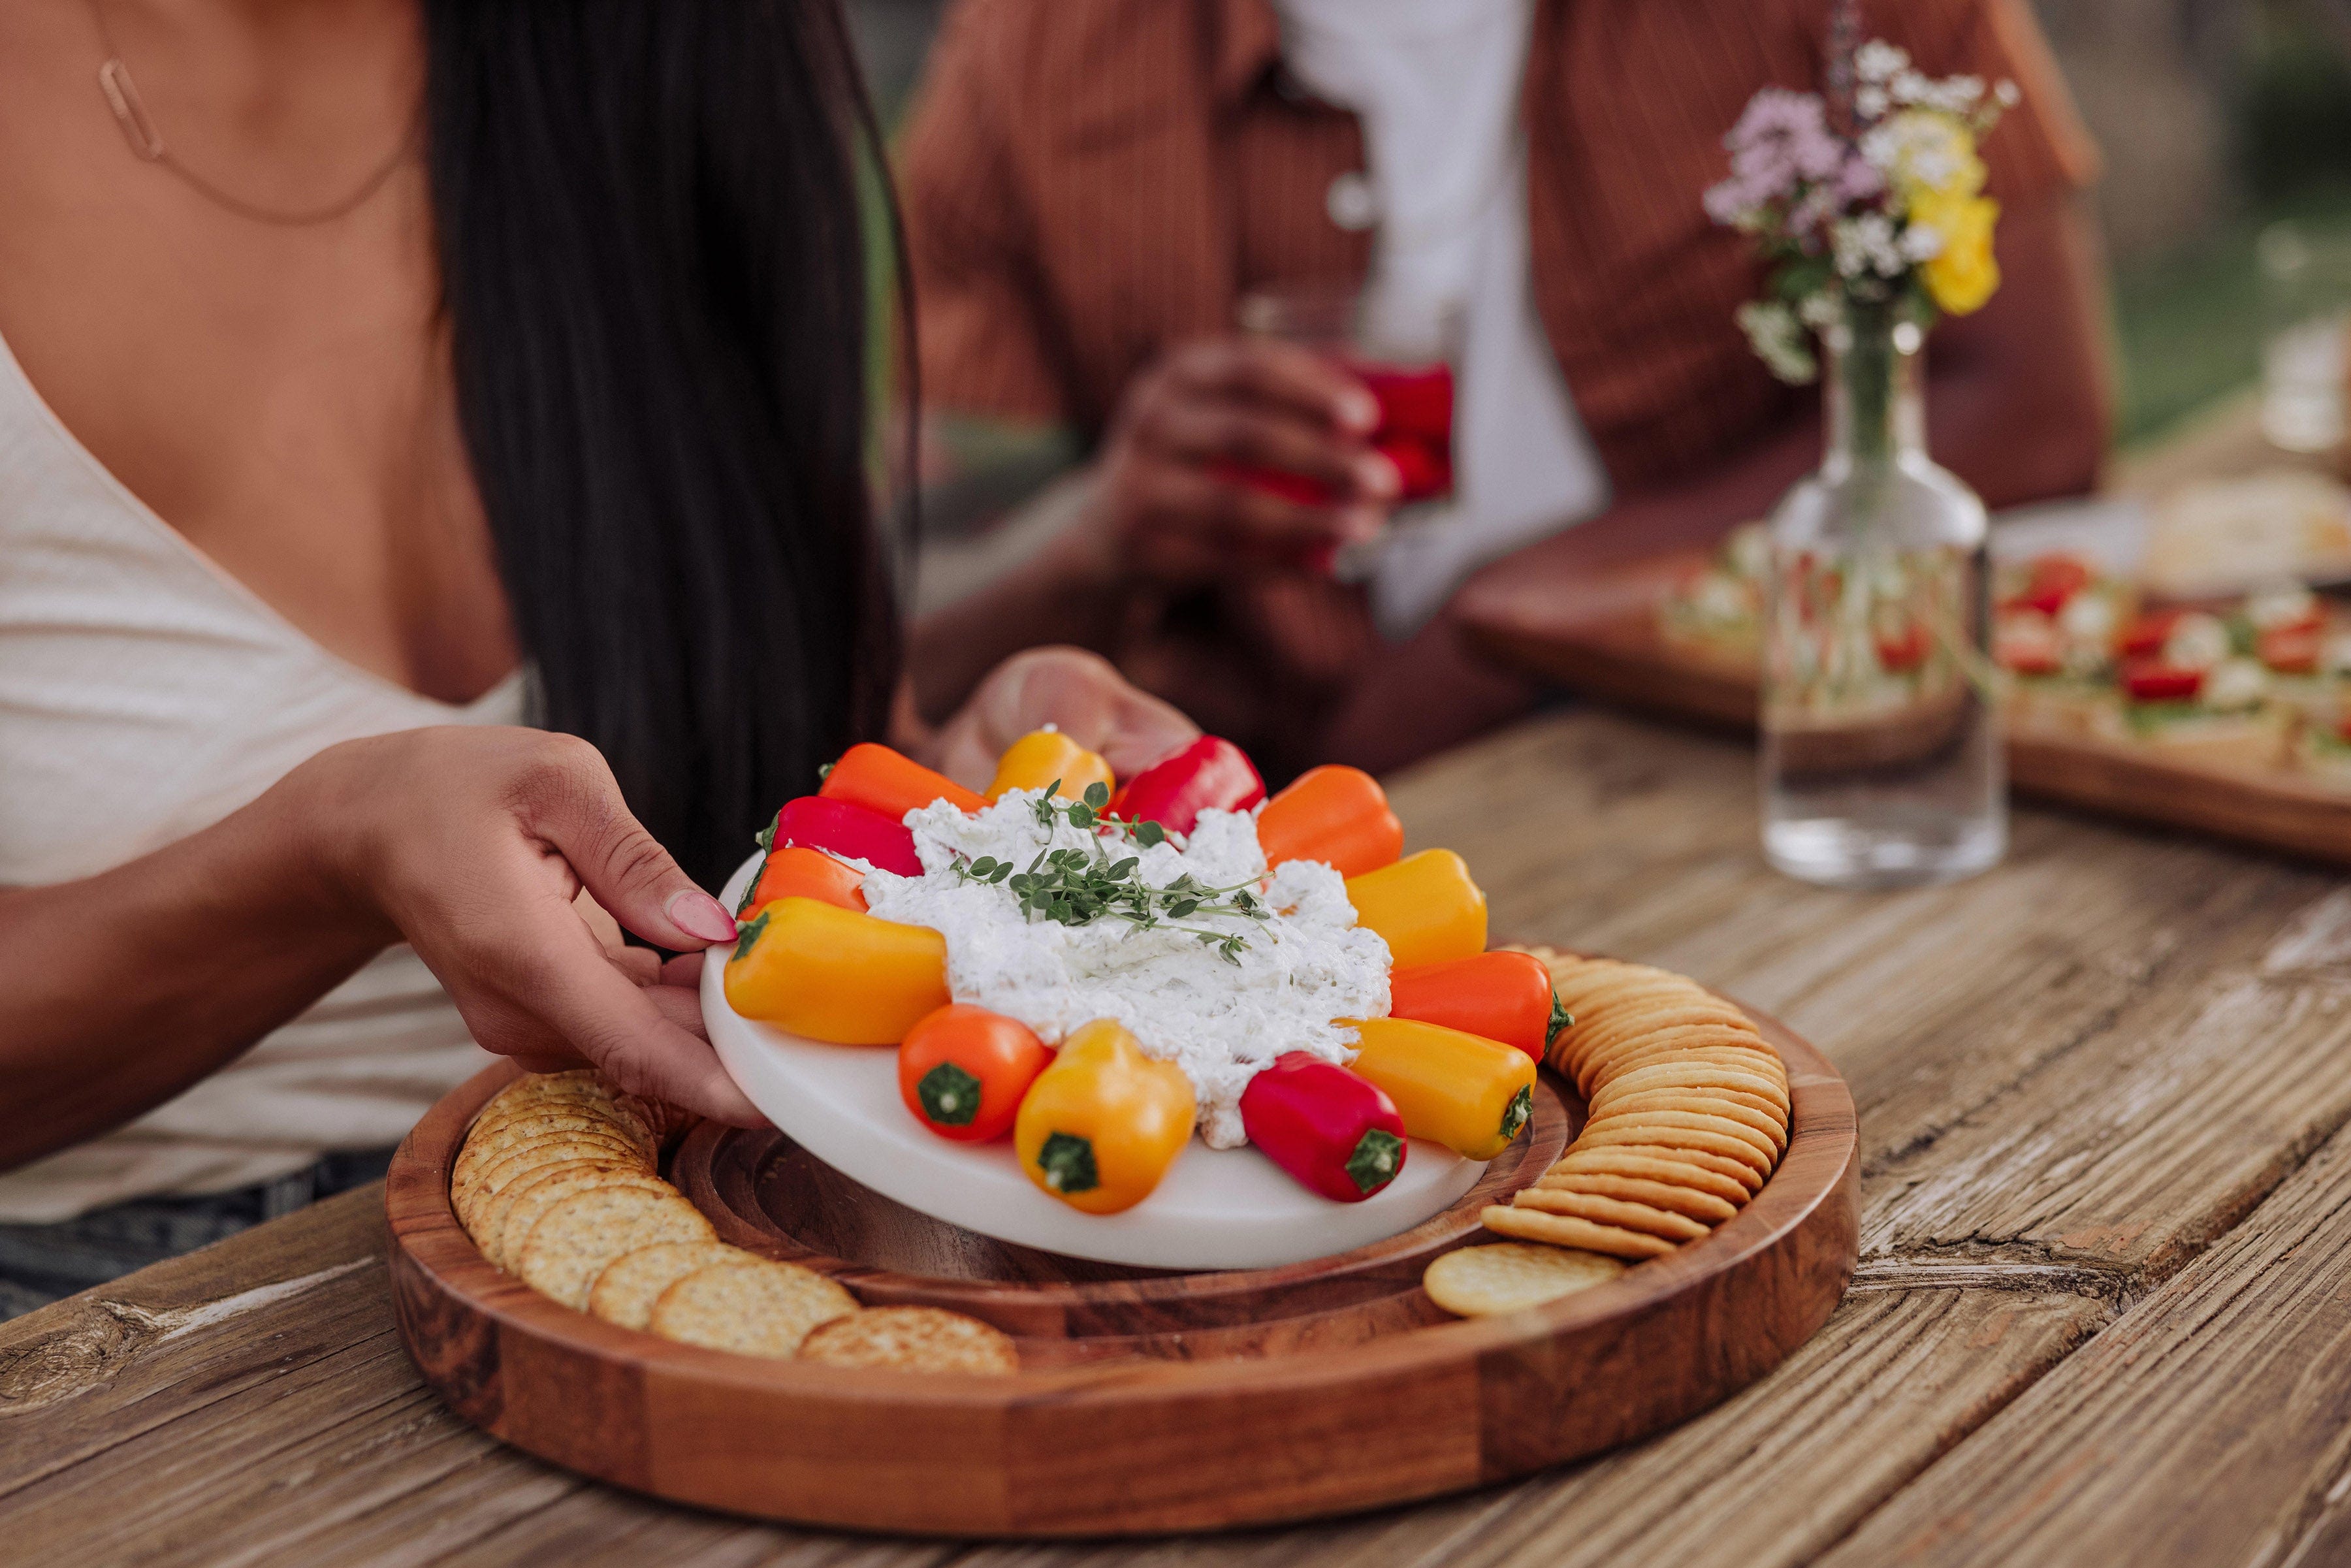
959;782;1268;963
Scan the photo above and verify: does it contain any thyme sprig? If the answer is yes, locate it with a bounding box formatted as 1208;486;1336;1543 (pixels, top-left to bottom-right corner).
955;781;1268;963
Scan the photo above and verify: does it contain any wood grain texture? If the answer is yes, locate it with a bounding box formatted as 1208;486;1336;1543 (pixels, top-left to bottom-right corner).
1822;1113;2351;1568
384;1014;1855;1535
16;680;2351;1563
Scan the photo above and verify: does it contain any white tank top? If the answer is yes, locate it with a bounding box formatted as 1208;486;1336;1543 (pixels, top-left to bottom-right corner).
0;327;519;1223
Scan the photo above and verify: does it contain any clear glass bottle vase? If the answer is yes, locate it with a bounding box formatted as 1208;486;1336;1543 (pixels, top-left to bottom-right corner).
1759;297;2006;888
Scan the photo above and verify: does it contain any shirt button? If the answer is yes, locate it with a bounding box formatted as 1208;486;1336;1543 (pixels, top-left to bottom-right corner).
1326;171;1379;232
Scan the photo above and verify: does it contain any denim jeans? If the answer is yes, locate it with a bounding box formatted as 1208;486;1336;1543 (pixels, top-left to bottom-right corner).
0;1147;395;1320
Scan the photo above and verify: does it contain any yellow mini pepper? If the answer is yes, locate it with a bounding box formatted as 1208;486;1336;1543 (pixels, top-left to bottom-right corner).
1014;1019;1195;1213
987;728;1115;803
1345;849;1488;968
1345;1017;1535;1160
724;897;948;1046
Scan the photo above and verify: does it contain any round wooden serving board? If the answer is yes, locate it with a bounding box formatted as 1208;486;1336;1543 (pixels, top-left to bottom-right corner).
387;1002;1857;1536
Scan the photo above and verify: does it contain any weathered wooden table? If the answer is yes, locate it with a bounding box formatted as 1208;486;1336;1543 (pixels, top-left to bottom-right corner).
10;700;2351;1564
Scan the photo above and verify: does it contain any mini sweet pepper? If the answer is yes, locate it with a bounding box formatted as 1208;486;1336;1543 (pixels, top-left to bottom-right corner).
987;728;1115;803
1345;849;1488;968
1109;736;1266;837
767;795;922;877
1255;765;1404;879
1239;1051;1407;1202
1345;1017;1535;1161
736;843;868;920
1014;1019;1195;1213
724;897;949;1046
1386;950;1563;1063
820;741;988;820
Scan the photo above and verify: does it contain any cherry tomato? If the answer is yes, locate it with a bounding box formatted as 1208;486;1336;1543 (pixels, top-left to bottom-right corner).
1874;619;1929;672
2124;661;2205;702
2120;609;2184;661
897;1004;1053;1142
2259;622;2323;675
2009;554;2093;615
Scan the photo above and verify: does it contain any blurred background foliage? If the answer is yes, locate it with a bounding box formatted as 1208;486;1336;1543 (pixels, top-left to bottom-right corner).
845;0;2351;451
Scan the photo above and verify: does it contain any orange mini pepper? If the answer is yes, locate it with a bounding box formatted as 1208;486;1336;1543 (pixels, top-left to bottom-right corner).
1256;765;1403;879
1014;1019;1195;1213
1387;951;1564;1063
724;897;948;1046
897;1004;1051;1142
987;729;1116;803
1345;849;1488;968
820;741;987;820
1345;1017;1535;1160
736;844;867;921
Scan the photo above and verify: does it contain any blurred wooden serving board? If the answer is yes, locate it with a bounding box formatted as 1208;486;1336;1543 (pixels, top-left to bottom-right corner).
1458;547;2351;868
387;1004;1856;1536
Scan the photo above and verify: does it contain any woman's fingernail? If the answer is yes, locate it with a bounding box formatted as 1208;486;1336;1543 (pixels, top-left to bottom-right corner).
1358;453;1401;498
668;891;739;945
1337;388;1380;431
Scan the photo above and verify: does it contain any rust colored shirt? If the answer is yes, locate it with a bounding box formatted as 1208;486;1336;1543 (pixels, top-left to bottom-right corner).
900;0;2097;493
897;0;2100;773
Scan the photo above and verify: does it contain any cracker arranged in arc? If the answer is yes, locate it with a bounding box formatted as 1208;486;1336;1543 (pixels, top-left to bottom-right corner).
517;1185;717;1311
495;1165;677;1272
588;1240;759;1330
1425;947;1795;1310
647;1260;859;1358
468;1157;626;1264
1481;1203;1676;1259
796;1307;1020;1375
1422;1243;1627;1317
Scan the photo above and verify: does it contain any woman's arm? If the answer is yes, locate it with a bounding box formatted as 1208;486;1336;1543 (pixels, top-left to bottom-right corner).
0;726;759;1173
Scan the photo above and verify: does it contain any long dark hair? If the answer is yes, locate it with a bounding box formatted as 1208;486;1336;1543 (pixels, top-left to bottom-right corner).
423;0;905;892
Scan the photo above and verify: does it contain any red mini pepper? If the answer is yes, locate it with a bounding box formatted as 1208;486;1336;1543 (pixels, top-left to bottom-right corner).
820;742;988;820
1239;1052;1407;1203
767;795;923;877
1110;736;1266;837
1387;951;1565;1063
2122;661;2203;703
1256;765;1404;879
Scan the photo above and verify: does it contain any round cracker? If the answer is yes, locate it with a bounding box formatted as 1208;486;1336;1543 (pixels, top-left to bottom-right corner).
516;1185;714;1310
1586;1108;1777;1163
1510;1187;1711;1241
647;1260;858;1358
1580;1041;1784;1093
1480;1204;1676;1259
1539;1150;1753;1206
453;1130;648;1228
588;1240;757;1330
1570;1001;1757;1053
467;1157;622;1259
1591;1091;1787;1149
465;1104;653;1166
1567;1012;1760;1077
796;1307;1019;1375
495;1165;676;1272
1422;1243;1626;1317
1592;1061;1790;1111
1575;1122;1772;1174
1558;1141;1766;1192
453;1115;643;1192
1535;1171;1739;1224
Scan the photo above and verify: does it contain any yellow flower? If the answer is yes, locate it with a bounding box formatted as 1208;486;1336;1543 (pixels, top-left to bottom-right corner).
1913;189;2001;315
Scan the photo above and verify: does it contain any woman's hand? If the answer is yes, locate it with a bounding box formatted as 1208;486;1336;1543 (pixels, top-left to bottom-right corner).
304;727;764;1124
922;646;1200;791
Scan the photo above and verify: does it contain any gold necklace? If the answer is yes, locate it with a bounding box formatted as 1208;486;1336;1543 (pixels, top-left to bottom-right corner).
90;0;421;228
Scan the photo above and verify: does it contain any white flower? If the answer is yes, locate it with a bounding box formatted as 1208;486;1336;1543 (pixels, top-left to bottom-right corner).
1995;80;2021;108
1832;213;1904;278
1891;69;1932;106
1899;221;1945;262
1798;291;1842;329
1855;84;1889;121
1736;300;1819;384
1856;40;1910;84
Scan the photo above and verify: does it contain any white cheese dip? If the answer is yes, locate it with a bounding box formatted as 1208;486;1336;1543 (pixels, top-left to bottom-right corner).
860;790;1392;1148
